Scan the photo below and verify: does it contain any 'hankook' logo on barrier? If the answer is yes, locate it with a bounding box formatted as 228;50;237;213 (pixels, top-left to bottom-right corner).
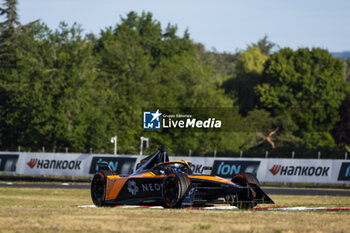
127;180;139;195
269;164;281;175
268;164;330;177
26;158;82;170
27;158;38;168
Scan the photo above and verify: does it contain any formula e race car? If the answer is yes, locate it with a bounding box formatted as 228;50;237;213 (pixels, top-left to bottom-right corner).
91;147;274;209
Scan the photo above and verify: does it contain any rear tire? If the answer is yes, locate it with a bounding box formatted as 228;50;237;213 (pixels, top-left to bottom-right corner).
231;174;257;209
91;170;115;207
91;173;106;207
162;172;190;208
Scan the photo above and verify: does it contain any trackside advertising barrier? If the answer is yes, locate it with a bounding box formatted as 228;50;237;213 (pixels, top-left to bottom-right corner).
0;152;349;183
0;152;139;177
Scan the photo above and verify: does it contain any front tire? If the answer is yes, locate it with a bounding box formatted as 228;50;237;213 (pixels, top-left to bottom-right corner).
162;172;190;208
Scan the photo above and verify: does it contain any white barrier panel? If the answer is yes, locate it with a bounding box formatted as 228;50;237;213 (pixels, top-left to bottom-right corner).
172;156;350;184
0;152;141;177
18;153;91;176
0;152;349;183
261;159;338;183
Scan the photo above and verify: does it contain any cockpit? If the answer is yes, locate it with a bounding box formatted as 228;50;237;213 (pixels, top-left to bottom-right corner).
132;146;193;175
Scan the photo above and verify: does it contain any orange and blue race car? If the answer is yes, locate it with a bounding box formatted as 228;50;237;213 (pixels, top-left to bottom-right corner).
91;147;274;209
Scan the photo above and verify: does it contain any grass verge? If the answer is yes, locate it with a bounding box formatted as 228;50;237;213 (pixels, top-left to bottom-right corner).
0;187;349;233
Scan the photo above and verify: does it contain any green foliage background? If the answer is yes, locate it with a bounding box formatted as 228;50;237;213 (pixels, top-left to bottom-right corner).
0;1;349;156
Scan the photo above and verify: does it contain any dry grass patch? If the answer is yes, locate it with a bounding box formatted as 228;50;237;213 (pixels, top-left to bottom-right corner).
0;187;349;232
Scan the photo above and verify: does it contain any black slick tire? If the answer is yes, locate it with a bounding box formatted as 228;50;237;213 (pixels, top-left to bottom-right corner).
91;170;115;207
162;172;190;208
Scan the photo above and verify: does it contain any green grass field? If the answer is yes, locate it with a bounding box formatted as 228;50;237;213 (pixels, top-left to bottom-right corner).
0;187;349;233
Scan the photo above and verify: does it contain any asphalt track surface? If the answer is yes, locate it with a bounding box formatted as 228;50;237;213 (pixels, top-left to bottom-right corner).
0;183;350;196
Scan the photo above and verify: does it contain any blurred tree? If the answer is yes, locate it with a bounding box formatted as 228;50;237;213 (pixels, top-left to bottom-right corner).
239;109;301;150
255;48;347;148
46;23;109;151
1;6;347;154
0;0;19;38
0;0;37;66
0;21;109;152
332;93;350;147
222;46;268;114
345;57;350;83
249;35;277;56
0;0;20;75
95;11;237;153
0;0;39;149
195;43;239;79
236;46;268;75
